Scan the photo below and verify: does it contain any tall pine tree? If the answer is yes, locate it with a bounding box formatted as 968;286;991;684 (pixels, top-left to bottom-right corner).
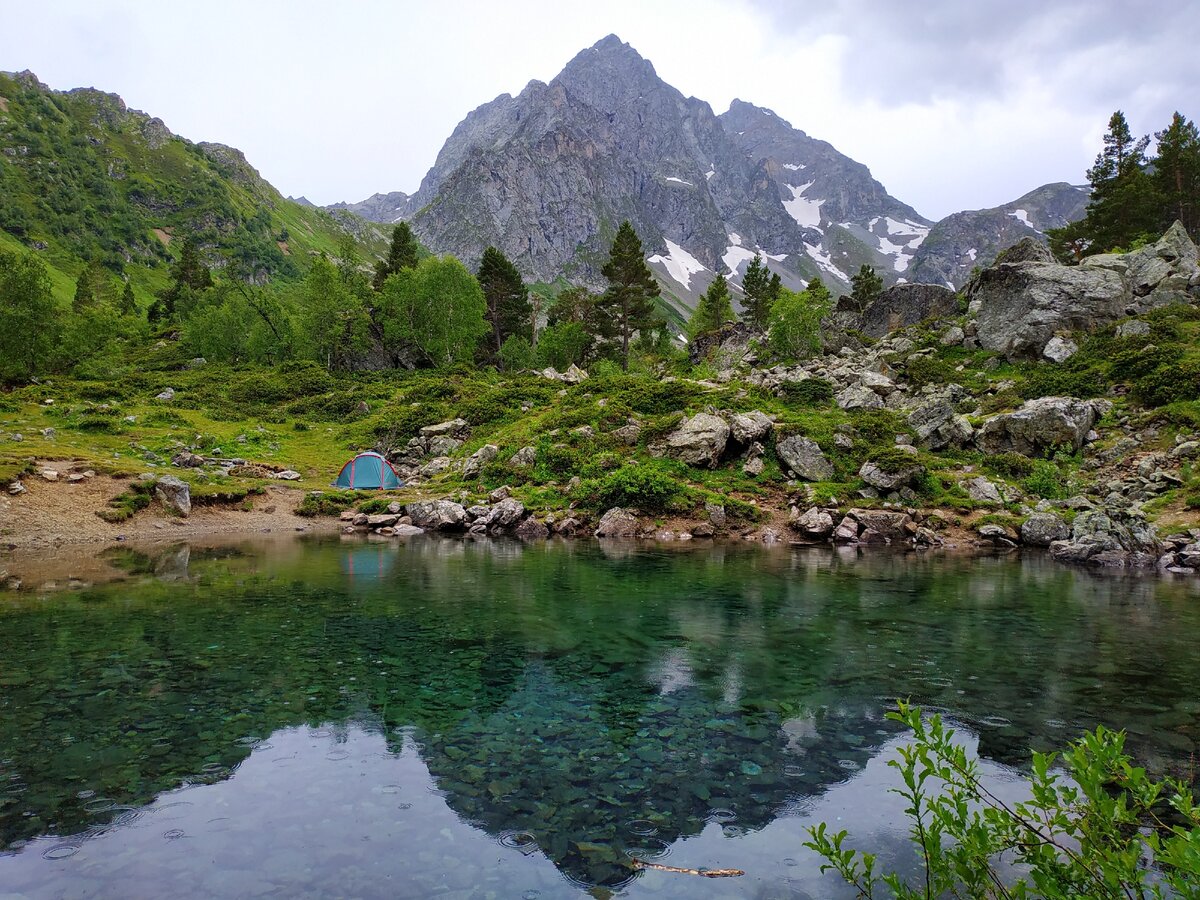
120;281;137;316
599;221;659;371
476;246;531;358
741;254;773;329
688;273;735;336
849;264;883;310
372;222;419;290
150;234;212;323
1153;112;1200;237
1082;111;1158;251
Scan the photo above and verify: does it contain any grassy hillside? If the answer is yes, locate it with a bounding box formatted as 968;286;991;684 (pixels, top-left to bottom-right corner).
0;70;384;306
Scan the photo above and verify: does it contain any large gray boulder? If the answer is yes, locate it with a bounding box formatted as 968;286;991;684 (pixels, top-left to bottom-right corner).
405;499;467;531
970;222;1200;360
727;410;774;444
907;399;974;450
859;458;924;491
484;497;526;529
462;444;498;479
1020;512;1070;547
775;435;834;481
657;413;729;468
976;397;1108;455
790;506;834;540
858;283;959;338
155;475;191;517
1049;507;1158;566
595;507;639;539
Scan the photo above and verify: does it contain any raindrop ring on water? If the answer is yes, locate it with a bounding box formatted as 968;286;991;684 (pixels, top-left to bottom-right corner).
498;830;539;855
627;819;658;836
707;807;736;823
43;843;81;860
624;838;671;861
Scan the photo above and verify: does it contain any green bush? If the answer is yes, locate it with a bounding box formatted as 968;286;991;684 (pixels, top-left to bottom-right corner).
295;490;367;517
1134;359;1200;407
982;451;1035;479
1025;459;1070;499
593;462;685;512
903;355;956;388
96;481;154;523
808;702;1200;898
780;378;835;407
867;447;923;474
852;409;910;444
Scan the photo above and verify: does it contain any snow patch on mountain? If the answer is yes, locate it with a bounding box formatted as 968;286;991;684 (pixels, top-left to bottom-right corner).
782;163;806;171
722;232;787;276
783;182;824;230
804;242;850;283
1008;208;1040;232
664;176;694;186
647;240;707;290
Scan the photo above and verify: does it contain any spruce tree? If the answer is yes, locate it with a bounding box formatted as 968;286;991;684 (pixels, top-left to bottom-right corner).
688;273;735;336
71;268;94;313
150;234;212;323
476;246;531;358
1153;112;1200;236
849;264;883;310
741;254;772;329
1083;111;1158;251
372;222;419;291
599;221;659;371
120;281;137;316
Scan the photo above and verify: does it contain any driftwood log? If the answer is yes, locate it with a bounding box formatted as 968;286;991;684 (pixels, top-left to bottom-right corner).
631;859;744;877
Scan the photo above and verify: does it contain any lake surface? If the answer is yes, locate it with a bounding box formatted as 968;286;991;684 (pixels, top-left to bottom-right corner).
2;537;1199;898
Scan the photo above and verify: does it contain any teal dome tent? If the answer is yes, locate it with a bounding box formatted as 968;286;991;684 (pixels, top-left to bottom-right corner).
334;451;404;490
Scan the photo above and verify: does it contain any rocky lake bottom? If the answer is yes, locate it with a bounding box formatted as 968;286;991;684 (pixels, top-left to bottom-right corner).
2;536;1199;898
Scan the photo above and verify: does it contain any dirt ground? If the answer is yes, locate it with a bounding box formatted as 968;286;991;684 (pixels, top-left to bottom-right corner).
0;458;338;551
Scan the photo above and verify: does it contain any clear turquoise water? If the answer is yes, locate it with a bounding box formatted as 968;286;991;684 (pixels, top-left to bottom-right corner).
1;538;1198;898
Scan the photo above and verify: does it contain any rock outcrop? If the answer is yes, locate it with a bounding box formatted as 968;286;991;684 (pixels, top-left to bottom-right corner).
976;397;1109;455
968;222;1200;360
595;507;639;538
655;414;730;468
857;284;958;338
775;435;834;482
155;475;191;517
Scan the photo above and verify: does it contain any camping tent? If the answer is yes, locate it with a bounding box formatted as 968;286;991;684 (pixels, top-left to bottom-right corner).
334;451;404;490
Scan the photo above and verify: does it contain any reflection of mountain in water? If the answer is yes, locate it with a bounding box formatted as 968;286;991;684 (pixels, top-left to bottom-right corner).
2;538;1199;889
418;663;893;886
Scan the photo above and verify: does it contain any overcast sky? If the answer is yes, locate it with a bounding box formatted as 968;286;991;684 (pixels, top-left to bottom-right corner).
3;0;1196;220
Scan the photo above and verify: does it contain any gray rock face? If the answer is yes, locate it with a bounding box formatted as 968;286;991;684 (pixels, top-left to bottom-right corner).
155;475;191;517
846;508;913;542
908;399;973;450
462;444;498;479
420;418;470;439
514;517;550;541
595;507;639;538
727;410;774;444
859;460;924;491
775;435;834;481
508;446;537;469
1020;512;1070;547
658;414;730;468
964;476;1003;503
484;497;526;529
857;284;958;338
908;182;1089;289
405;500;467;531
976;397;1108;455
791;506;834;539
1049;508;1158;566
969;222;1200;360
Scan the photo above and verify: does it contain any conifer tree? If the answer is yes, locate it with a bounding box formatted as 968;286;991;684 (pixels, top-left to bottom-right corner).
1153;112;1200;236
598;221;659;371
372;222;419;291
476;245;531;358
849;264;883;310
71;268;94;313
688;273;735;336
1083;111;1158;251
120;281;137;316
740;254;773;329
150;234;212;323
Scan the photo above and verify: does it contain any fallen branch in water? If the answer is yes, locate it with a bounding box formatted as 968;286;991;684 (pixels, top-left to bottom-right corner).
631;859;744;878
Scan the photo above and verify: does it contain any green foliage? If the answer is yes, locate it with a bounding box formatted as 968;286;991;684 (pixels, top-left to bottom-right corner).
769;280;830;361
377;255;489;367
903;355;957;389
851;408;910;444
849;264;883;310
740;254;778;329
1025;459;1071;499
982;451;1036;479
477;246;531;358
295;490;370;518
591;461;686;512
807;701;1200;899
1154;111;1200;236
687;273;735;337
498;335;536;372
372;222;419;291
868;446;922;474
536;322;592;371
780;378;835;408
1134;359;1200;407
96;480;154;523
599;222;659;371
0;245;61;382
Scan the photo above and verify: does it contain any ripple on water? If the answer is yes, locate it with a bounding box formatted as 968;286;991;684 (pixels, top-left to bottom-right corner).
980;715;1013;728
706;807;736;824
783;764;805;778
85;797;117;814
624;838;670;861
42;843;81;861
627;819;658;836
325;750;351;761
163;829;185;841
498;830;539;855
837;759;861;771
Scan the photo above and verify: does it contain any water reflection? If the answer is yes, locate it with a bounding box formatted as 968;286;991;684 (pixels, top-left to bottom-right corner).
1;537;1199;895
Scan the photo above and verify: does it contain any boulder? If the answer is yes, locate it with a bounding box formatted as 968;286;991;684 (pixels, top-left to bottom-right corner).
1042;335;1078;363
658;413;729;468
427;436;463;457
155;475;191;517
612;423;642;446
847;508;913;542
484;497;526;529
832;516;861;543
970;223;1200;360
1049;507;1158;566
976;397;1108;455
994;236;1055;266
273;470;302;481
420;418;470;439
977;524;1018;547
1116;319;1151;338
727;410;774;444
907;399;973;450
7;481;26;496
776;435;834;482
964;476;1003;504
171;451;205;468
688;321;756;367
562;364;589;384
791;506;834;540
858;283;959;338
835;383;885;411
462;444;498;479
366;514;399;527
405;499;467;531
39;469;59;482
859;459;924;491
742;456;764;477
393;524;426;538
1020;512;1070;547
155;388;175;401
419;457;454;478
595;507;639;539
515;517;550;541
705;502;727;527
508;446;538;469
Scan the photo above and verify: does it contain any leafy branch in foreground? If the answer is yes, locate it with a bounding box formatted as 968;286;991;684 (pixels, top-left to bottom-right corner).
805;701;1200;899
